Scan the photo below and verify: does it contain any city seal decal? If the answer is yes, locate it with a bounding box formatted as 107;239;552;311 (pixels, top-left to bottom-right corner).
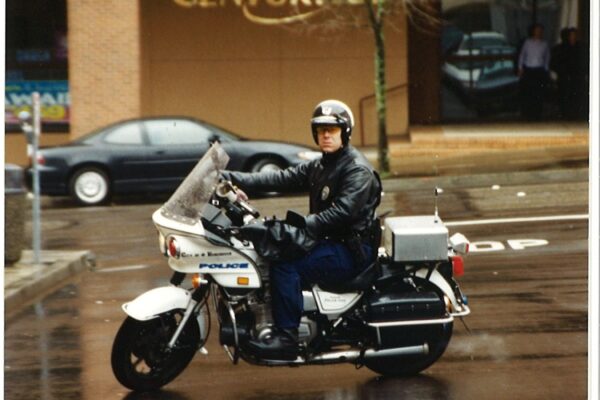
321;185;330;201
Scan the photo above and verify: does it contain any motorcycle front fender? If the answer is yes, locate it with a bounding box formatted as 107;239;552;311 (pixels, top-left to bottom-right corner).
122;286;192;321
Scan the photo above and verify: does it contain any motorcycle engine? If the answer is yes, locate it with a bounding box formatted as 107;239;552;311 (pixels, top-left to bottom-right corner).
248;298;317;343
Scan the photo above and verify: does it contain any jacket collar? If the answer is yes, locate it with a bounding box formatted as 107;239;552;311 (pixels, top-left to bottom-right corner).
320;145;350;167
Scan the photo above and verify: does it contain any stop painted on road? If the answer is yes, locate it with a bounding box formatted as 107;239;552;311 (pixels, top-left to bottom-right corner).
469;239;549;253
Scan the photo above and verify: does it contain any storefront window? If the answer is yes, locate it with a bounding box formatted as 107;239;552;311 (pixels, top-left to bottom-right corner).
440;0;587;122
5;0;69;132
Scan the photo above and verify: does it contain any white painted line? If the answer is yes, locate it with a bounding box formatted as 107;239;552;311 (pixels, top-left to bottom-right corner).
446;214;589;227
96;264;153;273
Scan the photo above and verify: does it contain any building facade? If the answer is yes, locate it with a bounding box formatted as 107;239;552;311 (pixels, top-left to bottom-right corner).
5;0;588;166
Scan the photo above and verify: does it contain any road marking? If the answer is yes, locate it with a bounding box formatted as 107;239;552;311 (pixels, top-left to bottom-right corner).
469;239;549;253
96;264;153;273
446;214;588;227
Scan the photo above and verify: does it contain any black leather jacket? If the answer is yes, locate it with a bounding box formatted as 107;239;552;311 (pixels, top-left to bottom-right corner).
222;145;381;241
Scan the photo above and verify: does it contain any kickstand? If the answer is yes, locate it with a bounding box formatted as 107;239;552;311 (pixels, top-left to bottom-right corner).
355;348;367;369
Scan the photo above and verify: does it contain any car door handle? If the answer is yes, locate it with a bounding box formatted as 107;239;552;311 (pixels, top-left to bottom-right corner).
155;150;166;155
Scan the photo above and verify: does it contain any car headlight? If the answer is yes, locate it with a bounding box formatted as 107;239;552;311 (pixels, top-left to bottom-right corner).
298;151;322;161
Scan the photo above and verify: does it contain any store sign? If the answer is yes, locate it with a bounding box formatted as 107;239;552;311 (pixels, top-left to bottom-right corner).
173;0;362;24
5;81;70;125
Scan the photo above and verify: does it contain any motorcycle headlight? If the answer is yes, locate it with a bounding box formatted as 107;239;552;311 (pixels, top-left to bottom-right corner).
298;151;322;161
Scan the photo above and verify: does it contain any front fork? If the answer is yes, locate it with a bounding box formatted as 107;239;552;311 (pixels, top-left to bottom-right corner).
167;273;210;350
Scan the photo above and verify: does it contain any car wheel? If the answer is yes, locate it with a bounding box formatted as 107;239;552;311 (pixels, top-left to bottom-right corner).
69;167;110;205
250;158;284;173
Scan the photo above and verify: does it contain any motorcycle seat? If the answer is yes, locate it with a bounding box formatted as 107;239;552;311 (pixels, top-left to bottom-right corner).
318;262;379;294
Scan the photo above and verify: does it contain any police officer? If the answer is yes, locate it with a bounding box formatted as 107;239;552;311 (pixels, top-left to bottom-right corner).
223;99;381;360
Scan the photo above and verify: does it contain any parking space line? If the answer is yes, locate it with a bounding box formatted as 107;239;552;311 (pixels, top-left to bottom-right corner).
446;214;589;227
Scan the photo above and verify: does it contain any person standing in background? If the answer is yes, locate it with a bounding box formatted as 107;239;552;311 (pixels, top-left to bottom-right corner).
518;23;550;120
551;27;586;120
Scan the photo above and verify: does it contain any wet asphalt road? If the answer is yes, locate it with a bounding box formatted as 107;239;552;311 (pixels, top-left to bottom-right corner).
5;168;589;400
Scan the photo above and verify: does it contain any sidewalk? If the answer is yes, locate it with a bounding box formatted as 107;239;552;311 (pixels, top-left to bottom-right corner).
4;122;589;316
4;250;96;317
362;122;589;176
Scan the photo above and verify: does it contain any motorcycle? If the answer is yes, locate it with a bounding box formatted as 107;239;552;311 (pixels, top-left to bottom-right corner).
111;143;471;392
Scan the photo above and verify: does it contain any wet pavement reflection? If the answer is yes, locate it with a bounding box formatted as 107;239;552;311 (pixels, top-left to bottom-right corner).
116;375;451;400
5;286;82;400
5;173;589;399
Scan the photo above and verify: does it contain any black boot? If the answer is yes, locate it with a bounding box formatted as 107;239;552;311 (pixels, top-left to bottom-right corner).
246;327;299;361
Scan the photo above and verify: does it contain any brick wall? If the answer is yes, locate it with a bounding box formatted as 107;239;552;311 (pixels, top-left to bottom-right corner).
67;0;142;138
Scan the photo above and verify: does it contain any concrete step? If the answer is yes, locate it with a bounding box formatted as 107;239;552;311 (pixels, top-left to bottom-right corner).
404;123;589;150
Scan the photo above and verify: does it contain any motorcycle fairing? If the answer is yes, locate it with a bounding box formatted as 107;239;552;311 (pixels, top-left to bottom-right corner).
165;233;262;289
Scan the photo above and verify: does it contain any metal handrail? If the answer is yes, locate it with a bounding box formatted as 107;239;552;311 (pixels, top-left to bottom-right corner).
358;83;409;146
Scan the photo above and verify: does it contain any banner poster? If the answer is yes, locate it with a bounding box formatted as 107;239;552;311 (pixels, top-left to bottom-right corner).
5;81;70;125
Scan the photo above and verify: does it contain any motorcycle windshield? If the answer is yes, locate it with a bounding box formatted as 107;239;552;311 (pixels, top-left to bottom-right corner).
160;142;230;225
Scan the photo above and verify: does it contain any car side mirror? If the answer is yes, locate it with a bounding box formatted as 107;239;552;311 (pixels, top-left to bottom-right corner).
209;134;220;144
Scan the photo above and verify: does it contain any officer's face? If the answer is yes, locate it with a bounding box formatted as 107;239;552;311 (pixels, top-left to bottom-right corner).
316;126;343;153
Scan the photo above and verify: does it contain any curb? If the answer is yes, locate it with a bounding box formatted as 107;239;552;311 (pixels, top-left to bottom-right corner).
381;167;589;192
4;250;96;317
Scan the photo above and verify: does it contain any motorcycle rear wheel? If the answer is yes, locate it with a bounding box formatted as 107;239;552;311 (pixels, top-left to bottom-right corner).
111;312;200;391
364;321;453;377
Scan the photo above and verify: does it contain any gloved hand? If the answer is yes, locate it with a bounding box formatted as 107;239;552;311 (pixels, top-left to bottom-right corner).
238;218;316;262
235;187;248;202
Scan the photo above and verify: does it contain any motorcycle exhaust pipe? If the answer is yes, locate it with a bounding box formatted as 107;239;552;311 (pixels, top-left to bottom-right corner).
308;343;429;364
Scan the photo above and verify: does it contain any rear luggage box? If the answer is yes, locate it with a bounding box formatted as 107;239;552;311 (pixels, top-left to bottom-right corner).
383;216;448;262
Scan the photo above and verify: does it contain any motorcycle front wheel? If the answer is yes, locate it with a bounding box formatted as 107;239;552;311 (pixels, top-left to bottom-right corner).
111;311;200;391
364;321;453;377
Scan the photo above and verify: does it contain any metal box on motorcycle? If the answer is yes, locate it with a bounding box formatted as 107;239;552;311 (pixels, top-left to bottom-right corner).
383;216;449;262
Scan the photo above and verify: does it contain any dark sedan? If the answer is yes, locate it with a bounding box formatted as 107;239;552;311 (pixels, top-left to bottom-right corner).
33;117;321;205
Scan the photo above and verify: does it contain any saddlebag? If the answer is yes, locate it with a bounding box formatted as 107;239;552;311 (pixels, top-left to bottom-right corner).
367;291;448;349
368;291;445;322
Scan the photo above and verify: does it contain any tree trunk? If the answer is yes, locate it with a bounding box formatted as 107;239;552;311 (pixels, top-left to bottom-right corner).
366;0;390;174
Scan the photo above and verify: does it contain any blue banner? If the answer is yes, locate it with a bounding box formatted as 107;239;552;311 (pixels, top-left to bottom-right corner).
5;81;70;124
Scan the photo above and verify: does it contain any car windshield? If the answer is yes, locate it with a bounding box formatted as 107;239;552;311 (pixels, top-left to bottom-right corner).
160;142;230;225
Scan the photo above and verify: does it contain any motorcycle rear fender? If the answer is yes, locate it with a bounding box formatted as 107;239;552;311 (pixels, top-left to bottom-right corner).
122;286;192;321
415;268;468;315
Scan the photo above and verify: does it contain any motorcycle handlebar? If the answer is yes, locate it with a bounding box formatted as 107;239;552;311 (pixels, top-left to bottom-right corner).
217;180;260;221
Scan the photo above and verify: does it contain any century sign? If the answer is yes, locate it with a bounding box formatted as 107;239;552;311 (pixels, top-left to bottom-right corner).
173;0;363;24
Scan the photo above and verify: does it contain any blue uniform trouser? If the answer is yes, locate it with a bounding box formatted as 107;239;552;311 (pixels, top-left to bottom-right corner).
270;241;372;329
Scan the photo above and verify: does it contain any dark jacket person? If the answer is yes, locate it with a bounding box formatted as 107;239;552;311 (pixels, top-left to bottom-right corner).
222;99;381;360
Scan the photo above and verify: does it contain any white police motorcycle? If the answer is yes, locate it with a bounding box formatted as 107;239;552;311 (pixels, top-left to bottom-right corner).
111;143;471;392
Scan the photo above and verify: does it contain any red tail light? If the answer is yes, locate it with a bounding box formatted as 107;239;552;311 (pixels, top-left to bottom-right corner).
167;237;180;258
452;256;464;277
